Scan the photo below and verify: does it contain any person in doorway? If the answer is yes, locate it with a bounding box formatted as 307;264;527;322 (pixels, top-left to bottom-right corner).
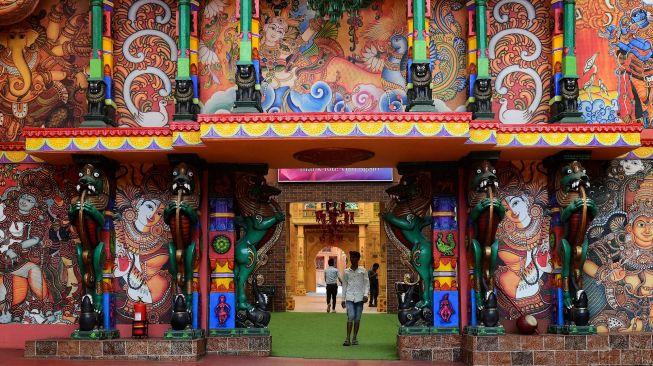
341;251;369;346
325;258;341;313
368;263;379;307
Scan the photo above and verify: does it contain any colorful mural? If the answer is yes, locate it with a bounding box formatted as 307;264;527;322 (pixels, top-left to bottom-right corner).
199;0;467;113
488;0;551;124
576;0;653;125
494;161;552;319
113;0;177;127
113;164;173;324
0;0;90;142
585;159;653;332
0;164;79;324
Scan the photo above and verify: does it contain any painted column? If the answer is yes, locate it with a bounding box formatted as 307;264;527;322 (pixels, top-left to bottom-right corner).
296;225;306;295
552;0;583;122
406;0;435;111
466;1;478;109
90;0;103;80
208;193;237;333
467;0;494;119
475;0;489;79
562;0;577;77
173;0;200;121
431;168;460;333
550;0;564;108
82;0;116;127
233;0;262;112
102;202;118;333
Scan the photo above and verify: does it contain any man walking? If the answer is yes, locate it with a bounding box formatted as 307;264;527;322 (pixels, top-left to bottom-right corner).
368;263;379;307
325;258;340;313
341;251;369;346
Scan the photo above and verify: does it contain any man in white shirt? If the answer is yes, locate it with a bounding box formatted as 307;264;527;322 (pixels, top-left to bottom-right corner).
324;258;341;313
341;251;369;346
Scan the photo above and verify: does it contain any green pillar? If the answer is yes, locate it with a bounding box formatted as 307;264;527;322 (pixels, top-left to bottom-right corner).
413;0;427;62
475;0;489;78
178;0;190;78
239;0;252;63
89;0;103;79
562;0;577;77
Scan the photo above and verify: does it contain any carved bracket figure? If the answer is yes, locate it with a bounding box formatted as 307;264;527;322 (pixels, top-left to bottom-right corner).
468;160;505;328
173;79;199;121
556;161;596;326
469;78;494;120
68;156;116;333
163;158;201;330
406;63;435;112
552;77;584;123
382;171;433;326
85;80;117;126
233;64;263;112
234;171;284;327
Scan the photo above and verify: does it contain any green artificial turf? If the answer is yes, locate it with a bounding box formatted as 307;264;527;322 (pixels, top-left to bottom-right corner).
268;312;400;360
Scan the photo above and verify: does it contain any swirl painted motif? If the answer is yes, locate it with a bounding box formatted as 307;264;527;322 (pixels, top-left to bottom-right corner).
488;0;551;124
113;0;176;127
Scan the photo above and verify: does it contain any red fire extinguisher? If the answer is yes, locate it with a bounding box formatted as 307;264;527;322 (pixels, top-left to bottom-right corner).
132;298;148;339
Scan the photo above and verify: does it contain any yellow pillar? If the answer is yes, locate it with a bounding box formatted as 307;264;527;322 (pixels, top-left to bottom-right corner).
296;225;306;295
358;224;367;268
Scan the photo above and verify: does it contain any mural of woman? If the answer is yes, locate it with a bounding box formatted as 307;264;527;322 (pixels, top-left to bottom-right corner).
114;168;172;323
0;173;55;323
585;172;653;332
259;14;321;89
494;162;552;319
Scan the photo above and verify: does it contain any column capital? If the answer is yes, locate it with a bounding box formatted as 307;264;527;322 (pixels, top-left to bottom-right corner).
475;0;487;6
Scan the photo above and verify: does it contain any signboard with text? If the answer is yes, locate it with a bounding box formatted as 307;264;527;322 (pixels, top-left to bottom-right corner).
278;168;394;183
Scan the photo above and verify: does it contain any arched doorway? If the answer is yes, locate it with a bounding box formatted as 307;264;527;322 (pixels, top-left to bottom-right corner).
285;202;387;312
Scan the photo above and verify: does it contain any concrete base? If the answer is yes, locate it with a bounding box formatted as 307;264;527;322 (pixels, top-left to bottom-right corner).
24;337;206;361
207;334;271;357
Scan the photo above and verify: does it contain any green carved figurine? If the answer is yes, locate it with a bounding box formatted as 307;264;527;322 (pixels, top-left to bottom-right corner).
163;161;200;317
234;172;284;315
382;172;434;312
68;161;111;330
468;160;505;327
556;161;596;325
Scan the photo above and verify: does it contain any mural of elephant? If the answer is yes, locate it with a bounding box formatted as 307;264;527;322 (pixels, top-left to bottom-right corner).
0;29;39;100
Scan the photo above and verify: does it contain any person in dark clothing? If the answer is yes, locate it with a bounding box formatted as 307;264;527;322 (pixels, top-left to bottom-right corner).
368;263;379;307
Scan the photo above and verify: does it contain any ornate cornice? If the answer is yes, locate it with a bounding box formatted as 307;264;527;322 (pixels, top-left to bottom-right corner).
198;112;473;123
497;123;642;133
22;127;171;138
0;142;27;151
169;122;201;132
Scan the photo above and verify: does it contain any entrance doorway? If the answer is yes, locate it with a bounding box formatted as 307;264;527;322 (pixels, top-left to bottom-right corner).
285;202;387;313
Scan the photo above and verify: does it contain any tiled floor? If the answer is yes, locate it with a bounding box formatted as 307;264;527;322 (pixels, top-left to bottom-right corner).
292;293;381;313
0;349;463;366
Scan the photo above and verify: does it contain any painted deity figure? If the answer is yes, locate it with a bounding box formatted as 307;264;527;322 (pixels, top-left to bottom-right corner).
496;192;552;318
0;192;53;323
114;194;171;320
585;197;653;332
215;294;230;327
605;7;653;122
259;14;320;89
